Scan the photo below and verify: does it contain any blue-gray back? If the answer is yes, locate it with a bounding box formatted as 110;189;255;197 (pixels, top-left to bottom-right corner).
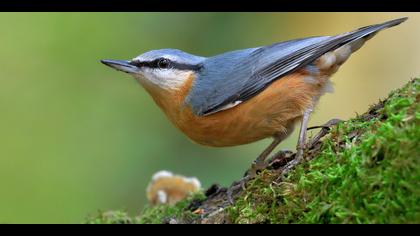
185;17;407;116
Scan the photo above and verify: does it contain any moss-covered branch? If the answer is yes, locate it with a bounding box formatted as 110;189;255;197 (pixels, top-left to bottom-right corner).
86;78;420;224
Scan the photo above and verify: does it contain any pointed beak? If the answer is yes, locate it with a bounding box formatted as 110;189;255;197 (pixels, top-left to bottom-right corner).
100;59;139;74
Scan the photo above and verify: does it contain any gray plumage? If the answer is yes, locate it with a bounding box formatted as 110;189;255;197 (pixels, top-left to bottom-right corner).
135;48;206;65
184;17;407;116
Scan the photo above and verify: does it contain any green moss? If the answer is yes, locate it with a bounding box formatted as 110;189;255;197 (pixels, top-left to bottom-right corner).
138;192;206;224
85;210;141;224
228;78;420;224
86;78;419;224
84;192;206;224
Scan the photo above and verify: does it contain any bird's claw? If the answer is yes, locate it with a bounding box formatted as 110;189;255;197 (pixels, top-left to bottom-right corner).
227;175;251;204
280;118;343;175
227;149;294;204
227;119;342;204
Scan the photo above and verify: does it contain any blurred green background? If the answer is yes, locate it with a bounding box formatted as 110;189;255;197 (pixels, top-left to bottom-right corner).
0;13;419;223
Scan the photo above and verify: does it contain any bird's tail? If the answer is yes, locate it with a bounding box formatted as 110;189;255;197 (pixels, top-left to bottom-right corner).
348;17;408;37
316;17;408;69
311;17;408;90
335;17;408;53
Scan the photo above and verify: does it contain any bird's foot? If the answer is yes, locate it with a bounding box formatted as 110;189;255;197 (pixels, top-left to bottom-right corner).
277;118;343;175
268;149;295;170
227;119;343;203
248;159;269;178
278;154;303;176
226;159;268;204
226;149;294;204
226;175;251;204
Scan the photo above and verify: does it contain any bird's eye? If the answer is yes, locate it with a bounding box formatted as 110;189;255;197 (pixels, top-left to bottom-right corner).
157;58;170;69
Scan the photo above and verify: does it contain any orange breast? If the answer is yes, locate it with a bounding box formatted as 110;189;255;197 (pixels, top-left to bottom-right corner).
141;70;329;147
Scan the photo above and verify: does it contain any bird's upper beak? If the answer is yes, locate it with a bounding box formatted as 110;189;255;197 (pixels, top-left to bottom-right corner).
100;59;139;74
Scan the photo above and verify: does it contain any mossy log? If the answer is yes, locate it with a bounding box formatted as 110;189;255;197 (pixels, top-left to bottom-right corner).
86;78;420;224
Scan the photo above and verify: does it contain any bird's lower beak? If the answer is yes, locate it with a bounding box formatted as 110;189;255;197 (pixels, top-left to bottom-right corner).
100;59;138;74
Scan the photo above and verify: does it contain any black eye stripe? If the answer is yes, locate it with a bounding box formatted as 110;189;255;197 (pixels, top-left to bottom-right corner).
157;58;170;68
130;58;202;71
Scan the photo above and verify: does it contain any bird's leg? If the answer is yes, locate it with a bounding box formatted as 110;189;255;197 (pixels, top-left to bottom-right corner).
295;107;313;161
248;138;282;177
281;107;313;174
228;109;316;204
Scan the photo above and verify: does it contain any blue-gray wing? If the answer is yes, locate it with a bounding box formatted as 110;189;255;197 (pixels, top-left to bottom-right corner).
186;17;407;116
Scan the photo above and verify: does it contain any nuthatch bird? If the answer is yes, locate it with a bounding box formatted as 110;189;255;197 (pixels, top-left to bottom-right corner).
101;18;407;178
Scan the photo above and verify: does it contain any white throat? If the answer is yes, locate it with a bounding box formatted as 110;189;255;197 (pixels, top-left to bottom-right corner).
134;68;192;91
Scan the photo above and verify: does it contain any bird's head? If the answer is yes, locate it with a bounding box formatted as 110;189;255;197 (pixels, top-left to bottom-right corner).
101;49;205;91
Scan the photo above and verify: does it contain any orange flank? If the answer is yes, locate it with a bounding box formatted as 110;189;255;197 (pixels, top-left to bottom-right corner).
101;18;407;149
140;70;332;147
